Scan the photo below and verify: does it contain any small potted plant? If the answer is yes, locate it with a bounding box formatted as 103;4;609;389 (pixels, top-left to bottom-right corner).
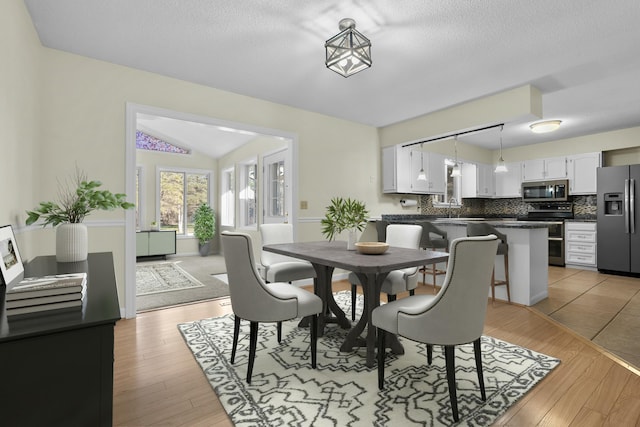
193;203;216;256
26;167;135;262
321;197;369;250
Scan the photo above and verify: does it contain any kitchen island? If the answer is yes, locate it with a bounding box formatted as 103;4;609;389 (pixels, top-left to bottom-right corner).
381;216;549;306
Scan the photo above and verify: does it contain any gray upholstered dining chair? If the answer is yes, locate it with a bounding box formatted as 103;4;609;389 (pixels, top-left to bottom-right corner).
418;221;449;291
221;231;323;384
260;223;317;284
466;222;510;302
372;234;499;423
349;224;422;321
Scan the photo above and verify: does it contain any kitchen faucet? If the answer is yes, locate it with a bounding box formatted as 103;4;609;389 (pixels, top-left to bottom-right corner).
448;198;456;218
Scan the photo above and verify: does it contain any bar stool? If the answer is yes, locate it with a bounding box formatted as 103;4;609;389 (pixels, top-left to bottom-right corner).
466;223;511;303
418;221;449;292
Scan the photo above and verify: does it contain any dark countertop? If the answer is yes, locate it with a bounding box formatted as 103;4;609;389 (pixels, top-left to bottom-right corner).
380;215;549;229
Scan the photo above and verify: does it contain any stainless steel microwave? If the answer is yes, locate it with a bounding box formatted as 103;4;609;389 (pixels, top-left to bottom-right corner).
522;179;569;202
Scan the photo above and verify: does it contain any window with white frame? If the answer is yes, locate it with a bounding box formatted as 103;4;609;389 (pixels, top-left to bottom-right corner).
239;161;257;228
267;159;285;218
158;168;211;235
221;167;235;227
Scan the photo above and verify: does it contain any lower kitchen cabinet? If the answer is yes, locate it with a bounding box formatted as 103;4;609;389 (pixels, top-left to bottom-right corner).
565;221;597;268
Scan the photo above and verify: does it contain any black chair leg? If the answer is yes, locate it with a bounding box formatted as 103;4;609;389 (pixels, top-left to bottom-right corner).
247;321;258;384
409;289;415;296
351;284;356;321
444;345;459;422
231;315;241;364
426;344;433;365
277;321;282;343
311;315;318;368
474;338;486;401
377;329;386;390
387;294;397;302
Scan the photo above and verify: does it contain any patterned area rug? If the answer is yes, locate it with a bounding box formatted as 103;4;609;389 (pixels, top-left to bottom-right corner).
136;262;205;296
178;292;560;426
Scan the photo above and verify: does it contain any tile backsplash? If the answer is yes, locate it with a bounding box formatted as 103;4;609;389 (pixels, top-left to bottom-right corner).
419;194;597;218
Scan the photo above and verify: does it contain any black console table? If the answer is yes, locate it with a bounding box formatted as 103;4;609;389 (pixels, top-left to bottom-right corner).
0;252;120;427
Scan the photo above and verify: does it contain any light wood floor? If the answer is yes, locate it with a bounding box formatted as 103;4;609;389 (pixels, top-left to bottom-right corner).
113;280;640;426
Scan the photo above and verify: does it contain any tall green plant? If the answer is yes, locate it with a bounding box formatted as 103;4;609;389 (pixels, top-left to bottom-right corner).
193;203;216;244
321;197;369;241
26;167;134;227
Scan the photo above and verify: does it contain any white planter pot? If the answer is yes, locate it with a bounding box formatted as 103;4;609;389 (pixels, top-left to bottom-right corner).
347;230;357;251
56;223;88;262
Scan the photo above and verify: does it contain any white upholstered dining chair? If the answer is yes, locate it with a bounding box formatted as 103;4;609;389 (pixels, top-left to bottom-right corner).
260;223;317;284
221;231;323;384
349;224;422;320
372;234;499;422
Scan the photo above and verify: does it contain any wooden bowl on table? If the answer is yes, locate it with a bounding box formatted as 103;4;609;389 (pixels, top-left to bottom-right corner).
355;242;389;255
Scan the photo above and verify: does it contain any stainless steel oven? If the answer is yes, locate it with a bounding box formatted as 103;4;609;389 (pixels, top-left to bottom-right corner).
520;203;573;266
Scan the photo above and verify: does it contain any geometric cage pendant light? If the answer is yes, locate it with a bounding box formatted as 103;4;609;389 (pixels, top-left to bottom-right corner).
325;18;372;77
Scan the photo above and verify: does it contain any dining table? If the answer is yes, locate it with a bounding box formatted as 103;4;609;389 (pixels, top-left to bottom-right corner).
262;240;449;367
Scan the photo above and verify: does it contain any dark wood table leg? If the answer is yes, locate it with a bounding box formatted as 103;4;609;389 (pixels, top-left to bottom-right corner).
298;264;350;336
340;272;404;367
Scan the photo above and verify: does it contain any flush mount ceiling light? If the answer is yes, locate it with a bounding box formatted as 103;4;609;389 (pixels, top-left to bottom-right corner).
495;125;508;173
325;18;372;77
530;120;562;133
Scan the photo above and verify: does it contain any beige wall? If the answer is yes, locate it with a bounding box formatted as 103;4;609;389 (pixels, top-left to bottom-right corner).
1;0;41;259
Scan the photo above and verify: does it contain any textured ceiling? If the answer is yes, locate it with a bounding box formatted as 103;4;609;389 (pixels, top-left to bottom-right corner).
24;0;640;152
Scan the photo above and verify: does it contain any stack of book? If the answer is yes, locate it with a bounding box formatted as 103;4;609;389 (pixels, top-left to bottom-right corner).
5;273;87;316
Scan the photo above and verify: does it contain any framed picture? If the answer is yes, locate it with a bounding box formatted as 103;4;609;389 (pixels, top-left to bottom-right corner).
0;225;24;286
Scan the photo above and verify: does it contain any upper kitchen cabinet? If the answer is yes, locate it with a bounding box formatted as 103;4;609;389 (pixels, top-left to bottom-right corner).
461;163;494;198
382;145;410;193
567;152;602;194
382;145;445;194
494;161;523;197
522;157;568;181
421;150;446;194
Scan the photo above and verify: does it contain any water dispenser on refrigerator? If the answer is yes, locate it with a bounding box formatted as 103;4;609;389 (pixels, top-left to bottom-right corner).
604;193;623;216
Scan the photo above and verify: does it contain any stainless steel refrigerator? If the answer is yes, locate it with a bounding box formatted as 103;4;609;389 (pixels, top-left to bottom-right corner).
597;164;640;273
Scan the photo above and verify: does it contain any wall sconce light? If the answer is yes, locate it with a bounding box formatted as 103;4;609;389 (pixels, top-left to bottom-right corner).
325;18;372;77
494;125;508;173
530;120;562;133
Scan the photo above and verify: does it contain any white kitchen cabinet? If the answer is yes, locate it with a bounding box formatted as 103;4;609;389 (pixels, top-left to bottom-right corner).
461;162;494;198
567;152;601;195
382;145;411;193
382;145;444;194
494;161;522;197
565;221;597;268
522;157;567;181
477;163;495;197
425;151;446;194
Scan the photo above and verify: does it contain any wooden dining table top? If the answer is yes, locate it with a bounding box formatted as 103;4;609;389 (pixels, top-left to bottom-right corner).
262;240;449;273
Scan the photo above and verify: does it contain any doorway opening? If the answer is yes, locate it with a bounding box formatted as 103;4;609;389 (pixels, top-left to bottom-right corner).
125;103;298;318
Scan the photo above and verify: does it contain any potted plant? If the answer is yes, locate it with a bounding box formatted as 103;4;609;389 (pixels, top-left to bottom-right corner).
193;203;215;256
26;167;135;262
321;197;369;250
